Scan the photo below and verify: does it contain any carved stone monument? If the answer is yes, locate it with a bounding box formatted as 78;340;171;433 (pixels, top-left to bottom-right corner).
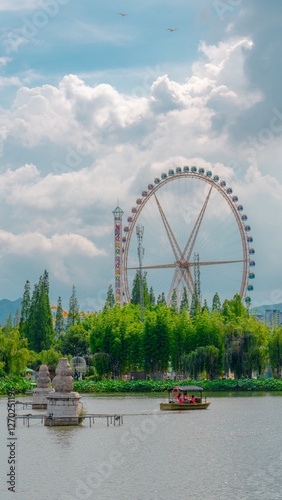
32;365;54;409
45;358;81;426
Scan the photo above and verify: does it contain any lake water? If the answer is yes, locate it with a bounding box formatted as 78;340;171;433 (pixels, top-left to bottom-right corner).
1;393;282;500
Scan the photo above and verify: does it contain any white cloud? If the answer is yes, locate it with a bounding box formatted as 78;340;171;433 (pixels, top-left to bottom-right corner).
0;76;22;87
0;229;105;257
0;30;280;308
0;57;12;66
0;0;46;11
0;37;261;155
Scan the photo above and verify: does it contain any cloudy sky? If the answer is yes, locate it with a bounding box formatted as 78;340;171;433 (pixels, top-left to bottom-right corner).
0;0;281;312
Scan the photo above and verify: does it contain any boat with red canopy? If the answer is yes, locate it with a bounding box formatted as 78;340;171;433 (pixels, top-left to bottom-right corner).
160;385;210;410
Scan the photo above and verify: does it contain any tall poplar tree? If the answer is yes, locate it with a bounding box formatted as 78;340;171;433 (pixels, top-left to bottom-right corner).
28;276;54;352
171;289;178;313
212;292;221;312
104;284;115;309
14;307;20;328
149;286;155;306
19;272;54;351
66;284;80;330
157;292;166;305
190;288;200;318
131;273;141;305
55;296;65;336
179;287;188;313
19;280;31;338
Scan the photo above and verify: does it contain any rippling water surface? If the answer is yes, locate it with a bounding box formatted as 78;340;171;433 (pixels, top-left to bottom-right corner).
1;393;282;500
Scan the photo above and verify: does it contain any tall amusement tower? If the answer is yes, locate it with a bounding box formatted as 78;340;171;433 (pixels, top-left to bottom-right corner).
112;206;124;306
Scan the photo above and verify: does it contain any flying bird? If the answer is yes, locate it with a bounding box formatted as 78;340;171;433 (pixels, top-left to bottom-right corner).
166;28;178;31
118;12;128;16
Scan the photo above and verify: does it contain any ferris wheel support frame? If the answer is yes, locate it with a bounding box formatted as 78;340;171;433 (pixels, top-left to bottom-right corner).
122;169;252;306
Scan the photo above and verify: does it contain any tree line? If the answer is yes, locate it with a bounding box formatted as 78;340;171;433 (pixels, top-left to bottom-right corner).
0;272;281;381
89;290;281;380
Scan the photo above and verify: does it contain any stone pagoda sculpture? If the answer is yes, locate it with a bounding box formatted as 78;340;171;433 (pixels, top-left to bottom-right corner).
45;358;81;426
32;364;54;409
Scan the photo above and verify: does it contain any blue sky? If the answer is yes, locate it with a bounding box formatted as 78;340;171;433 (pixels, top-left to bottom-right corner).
0;0;281;312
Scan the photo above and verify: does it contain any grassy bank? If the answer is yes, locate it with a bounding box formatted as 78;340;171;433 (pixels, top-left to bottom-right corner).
0;376;34;395
1;377;282;395
73;378;282;393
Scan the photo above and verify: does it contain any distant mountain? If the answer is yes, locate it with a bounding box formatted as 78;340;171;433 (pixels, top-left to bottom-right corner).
0;298;22;326
250;303;282;316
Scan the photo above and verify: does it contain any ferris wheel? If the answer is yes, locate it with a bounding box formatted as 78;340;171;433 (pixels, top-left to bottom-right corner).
122;166;255;308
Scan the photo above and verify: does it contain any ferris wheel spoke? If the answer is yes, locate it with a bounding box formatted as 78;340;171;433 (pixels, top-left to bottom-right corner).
167;268;179;306
181;185;213;263
127;263;177;270
154;193;182;261
198;259;245;266
167;264;194;306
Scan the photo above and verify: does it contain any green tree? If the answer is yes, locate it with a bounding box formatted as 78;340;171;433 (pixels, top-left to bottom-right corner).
3;312;12;335
171;289;178;313
179;287;188;313
185;347;206;380
212;292;221;312
149;286;155;306
104;284;115;309
28;279;54;352
13;307;21;328
185;345;221;380
202;299;209;313
143;305;171;376
93;352;112;378
40;347;63;371
171;310;192;376
131;272;141;305
222;294;248;322
190;288;200;318
57;324;90;357
42;269;50;296
0;328;29;375
55;296;65;336
89;304;141;377
204;345;221;380
269;326;282;379
20;273;54;352
157;292;166;305
131;272;150;307
124;321;144;372
66;284;80;330
19;280;31;338
223;317;268;379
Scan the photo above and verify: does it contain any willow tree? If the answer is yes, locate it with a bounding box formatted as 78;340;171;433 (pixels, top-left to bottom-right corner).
269;326;282;379
0;328;29;375
223;316;268;379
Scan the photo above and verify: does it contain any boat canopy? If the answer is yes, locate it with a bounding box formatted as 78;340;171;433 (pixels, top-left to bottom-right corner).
168;385;203;392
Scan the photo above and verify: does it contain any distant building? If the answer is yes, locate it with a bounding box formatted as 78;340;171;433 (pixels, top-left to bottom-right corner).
265;309;282;329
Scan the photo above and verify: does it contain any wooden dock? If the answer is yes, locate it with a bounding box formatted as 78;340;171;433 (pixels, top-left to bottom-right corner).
15;401;33;409
13;413;123;427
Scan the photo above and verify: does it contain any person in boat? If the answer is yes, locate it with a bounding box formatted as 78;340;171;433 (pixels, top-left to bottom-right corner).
183;392;189;401
191;395;196;403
